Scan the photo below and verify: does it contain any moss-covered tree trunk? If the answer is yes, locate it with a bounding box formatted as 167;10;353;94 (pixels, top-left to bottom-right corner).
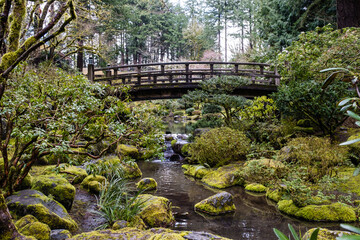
0;193;22;240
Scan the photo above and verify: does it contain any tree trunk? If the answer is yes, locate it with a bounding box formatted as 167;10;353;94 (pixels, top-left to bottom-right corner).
77;39;84;72
337;0;360;28
0;193;22;240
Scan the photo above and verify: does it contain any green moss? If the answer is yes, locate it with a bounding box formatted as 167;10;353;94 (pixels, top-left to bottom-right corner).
182;164;211;179
337;168;360;196
150;233;185;240
171;140;177;148
31;174;75;210
245;183;267;193
181;144;190;156
16;215;51;240
81;175;106;194
266;188;284;202
136;194;175;228
277;200;357;222
117;144;139;159
137;178;157;191
194;192;235;215
99;157;142;179
303;228;358;240
201;163;243;188
44;165;88;184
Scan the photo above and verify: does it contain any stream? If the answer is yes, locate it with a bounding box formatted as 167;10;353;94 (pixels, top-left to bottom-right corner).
136;122;340;239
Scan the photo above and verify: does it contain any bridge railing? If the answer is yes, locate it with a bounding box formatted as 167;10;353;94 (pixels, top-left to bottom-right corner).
87;62;280;86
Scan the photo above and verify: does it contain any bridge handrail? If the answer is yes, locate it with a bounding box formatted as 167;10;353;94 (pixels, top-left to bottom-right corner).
87;61;280;86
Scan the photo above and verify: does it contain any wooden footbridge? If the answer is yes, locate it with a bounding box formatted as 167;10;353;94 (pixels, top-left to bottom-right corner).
87;62;280;101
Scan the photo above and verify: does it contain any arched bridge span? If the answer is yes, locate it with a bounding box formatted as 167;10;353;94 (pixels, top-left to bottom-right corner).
87;62;280;101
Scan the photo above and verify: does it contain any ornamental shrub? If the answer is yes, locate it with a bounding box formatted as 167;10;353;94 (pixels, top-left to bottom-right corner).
201;103;222;115
189;127;250;167
277;136;348;181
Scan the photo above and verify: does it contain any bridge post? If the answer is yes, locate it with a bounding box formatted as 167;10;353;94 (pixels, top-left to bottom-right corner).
137;66;141;85
274;66;280;85
234;64;239;73
106;64;111;78
114;67;118;79
161;64;165;74
88;59;94;83
185;64;190;83
260;65;264;75
210;63;214;78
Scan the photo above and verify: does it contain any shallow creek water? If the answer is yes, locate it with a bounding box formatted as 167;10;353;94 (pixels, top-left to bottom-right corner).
135;122;340;239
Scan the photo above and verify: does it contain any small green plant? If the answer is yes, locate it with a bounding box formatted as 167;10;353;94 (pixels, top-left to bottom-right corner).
274;224;319;240
185;107;195;116
337;224;360;239
189;127;250;167
94;168;145;229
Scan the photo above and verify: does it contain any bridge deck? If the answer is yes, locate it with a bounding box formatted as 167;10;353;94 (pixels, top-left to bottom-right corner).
87;62;280;100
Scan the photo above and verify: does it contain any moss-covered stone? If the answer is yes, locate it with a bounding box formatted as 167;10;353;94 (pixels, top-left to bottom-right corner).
137;178;157;191
245;183;267;193
117;144;139;159
112;220;128;230
136;194;175;228
201;163;243;188
277;200;357;222
50;229;72;240
182;164;211;179
6;189;77;231
303;228;358;240
194;192;236;215
81;175;106;194
31;174;75;210
44;165;88;184
337;168;360;196
15;215;51;240
68;227;230;240
266;188;284;202
100;157;142;179
181;144;190;157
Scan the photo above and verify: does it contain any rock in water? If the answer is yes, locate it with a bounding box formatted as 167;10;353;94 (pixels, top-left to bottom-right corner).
136;178;157;191
6;189;78;231
194;192;236;215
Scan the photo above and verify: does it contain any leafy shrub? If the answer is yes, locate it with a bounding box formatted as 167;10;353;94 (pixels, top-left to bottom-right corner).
277;137;348;181
188;114;223;130
189;127;251;167
185;107;195;116
201;103;222;115
272;80;351;137
277;25;360;83
239;96;277;123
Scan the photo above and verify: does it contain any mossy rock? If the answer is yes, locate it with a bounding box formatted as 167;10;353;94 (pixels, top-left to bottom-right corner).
181;144;190;157
6;189;78;231
15;215;51;240
50;229;72;240
137;178;157;191
44;165;88;184
245;183;267;193
337;168;360;196
68;227;230;240
194;192;236;216
112;220;128;230
303;228;358;240
266;188;284;202
293;126;315;134
99;157;142;179
81;175;106;194
136;194;175;228
201;163;243;188
31;174;75;210
116;144;139;159
182;164;211;179
277;200;357;222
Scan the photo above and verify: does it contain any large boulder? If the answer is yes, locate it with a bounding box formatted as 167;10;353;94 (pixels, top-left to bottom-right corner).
201;163;243;188
50;229;72;240
44;165;88;184
277;200;357;222
171;140;188;155
136;178;157;191
80;175;106;194
6;189;78;231
68;227;230;240
136;194;175;228
15;215;51;240
31;174;75;210
194;192;236;215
